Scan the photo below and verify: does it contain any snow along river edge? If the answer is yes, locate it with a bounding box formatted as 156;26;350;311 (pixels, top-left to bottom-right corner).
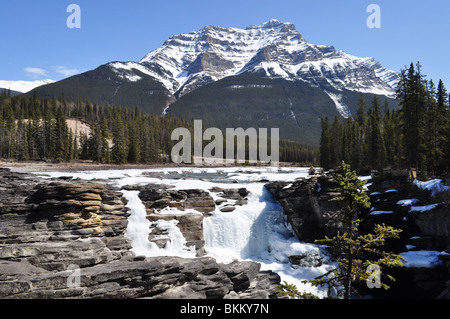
31;166;336;298
27;166;450;298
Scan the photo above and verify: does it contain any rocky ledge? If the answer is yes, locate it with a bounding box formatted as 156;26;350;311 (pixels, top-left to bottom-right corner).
265;174;344;242
265;172;450;299
0;256;280;299
0;168;280;299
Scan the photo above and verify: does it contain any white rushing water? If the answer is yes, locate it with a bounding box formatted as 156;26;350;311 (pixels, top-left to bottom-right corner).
31;166;333;297
203;184;282;261
202;181;334;297
122;190;197;258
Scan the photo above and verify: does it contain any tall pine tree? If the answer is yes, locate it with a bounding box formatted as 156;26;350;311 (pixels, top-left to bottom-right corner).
396;62;427;170
367;95;386;170
319;117;331;170
111;115;127;164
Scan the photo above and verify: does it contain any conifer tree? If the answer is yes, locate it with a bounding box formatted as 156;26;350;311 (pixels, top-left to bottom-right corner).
4;104;16;158
53;107;69;161
100;119;110;163
319;117;331;170
446;112;450;172
367;95;386;170
423;80;443;175
383;106;396;167
16;116;29;161
66;129;74;161
127;123;140;163
88;124;102;162
349;120;362;171
330;116;342;168
436;80;449;173
79;132;90;160
396;62;427;170
111;115;127;164
307;162;405;299
356;94;368;132
340;118;352;165
0;103;4;157
42;104;54;159
29;111;41;159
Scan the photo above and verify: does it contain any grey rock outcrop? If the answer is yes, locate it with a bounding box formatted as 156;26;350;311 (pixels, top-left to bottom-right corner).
209;187;249;213
0;173;133;271
0;255;280;299
0;169;280;299
265;175;344;242
266;171;450;298
128;184;216;214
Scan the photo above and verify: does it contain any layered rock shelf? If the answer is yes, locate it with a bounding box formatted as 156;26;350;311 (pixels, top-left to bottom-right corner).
0;168;280;299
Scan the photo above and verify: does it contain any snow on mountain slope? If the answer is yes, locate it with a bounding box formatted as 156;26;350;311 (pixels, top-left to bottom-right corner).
104;20;398;116
7;21;397;120
0;79;55;93
140;20;397;93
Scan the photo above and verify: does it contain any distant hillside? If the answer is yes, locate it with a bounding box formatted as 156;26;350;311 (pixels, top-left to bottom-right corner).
28;20;399;145
0;79;55;94
0;88;21;96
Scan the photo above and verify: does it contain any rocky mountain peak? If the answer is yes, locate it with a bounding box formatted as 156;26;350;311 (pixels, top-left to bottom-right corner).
29;20;401;143
133;20;397;102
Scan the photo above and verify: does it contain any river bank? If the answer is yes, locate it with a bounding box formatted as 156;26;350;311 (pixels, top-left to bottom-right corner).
0;159;300;174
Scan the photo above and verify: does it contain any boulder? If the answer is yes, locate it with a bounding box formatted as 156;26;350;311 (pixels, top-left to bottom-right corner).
288;252;323;267
265;175;344;242
411;206;450;250
220;206;236;213
221;261;260;292
136;185;216;214
210;187;250;210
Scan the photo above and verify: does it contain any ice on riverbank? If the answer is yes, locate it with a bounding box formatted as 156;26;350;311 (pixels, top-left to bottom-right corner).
400;250;447;268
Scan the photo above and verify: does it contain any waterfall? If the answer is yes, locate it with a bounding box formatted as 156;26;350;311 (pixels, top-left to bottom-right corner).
203;184;285;262
37;167;333;297
203;183;334;298
122;190;196;258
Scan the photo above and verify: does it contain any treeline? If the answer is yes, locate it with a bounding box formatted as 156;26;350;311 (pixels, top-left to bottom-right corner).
0;92;191;164
0;92;318;165
320;62;450;176
279;139;318;165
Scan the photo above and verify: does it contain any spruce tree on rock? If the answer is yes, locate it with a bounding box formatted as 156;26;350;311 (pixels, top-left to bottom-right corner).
307;162;405;299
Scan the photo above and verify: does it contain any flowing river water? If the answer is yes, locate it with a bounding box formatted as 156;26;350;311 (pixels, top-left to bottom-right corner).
35;166;334;297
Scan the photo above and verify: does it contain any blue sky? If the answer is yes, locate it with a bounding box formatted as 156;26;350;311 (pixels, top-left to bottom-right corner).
1;0;449;87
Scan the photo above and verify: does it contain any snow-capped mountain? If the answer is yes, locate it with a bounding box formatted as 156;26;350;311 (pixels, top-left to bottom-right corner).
108;19;398;113
30;20;400;144
0;79;55;93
